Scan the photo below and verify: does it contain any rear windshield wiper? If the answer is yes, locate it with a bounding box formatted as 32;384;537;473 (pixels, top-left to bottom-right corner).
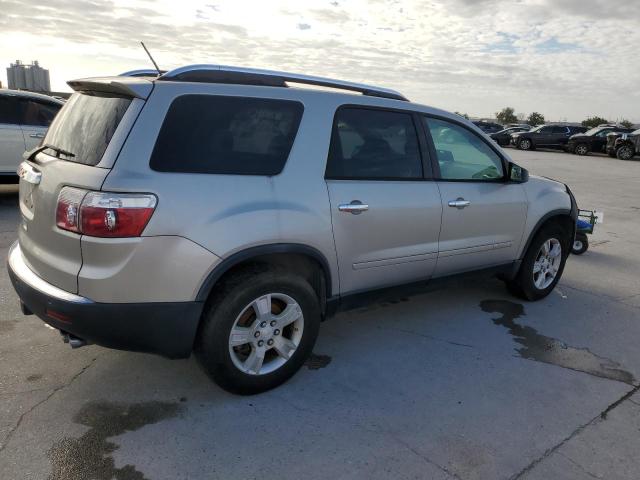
24;144;76;161
43;143;76;158
23;143;76;162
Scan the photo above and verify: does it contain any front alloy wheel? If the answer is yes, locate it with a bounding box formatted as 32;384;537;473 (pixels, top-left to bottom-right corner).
617;145;635;161
533;238;562;289
519;139;532;150
229;293;304;375
505;224;568;301
574;144;589;156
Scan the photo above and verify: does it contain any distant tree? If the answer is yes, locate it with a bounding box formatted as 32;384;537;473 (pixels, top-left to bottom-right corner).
495;107;518;125
620;119;634;129
581;116;609;128
454;111;469;120
527;112;545;126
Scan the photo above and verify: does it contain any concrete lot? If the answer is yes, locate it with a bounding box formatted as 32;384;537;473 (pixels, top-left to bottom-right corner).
1;149;639;480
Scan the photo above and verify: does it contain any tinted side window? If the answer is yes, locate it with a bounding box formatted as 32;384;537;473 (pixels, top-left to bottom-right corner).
150;95;303;175
326;108;422;179
552;126;567;134
0;96;22;124
539;126;553;134
424;117;504;181
19;100;61;127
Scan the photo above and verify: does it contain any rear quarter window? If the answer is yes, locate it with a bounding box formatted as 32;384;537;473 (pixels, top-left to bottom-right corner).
150;95;304;175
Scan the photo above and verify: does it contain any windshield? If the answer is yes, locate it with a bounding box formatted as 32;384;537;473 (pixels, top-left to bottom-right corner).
529;125;544;133
584;127;603;136
43;92;132;166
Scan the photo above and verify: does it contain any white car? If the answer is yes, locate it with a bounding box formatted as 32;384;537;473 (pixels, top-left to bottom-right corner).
0;89;63;182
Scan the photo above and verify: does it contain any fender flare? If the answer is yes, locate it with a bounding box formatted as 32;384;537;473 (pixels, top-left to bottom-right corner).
195;243;334;302
519;209;576;262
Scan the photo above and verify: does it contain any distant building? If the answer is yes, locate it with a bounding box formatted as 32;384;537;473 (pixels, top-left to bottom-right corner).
7;60;51;92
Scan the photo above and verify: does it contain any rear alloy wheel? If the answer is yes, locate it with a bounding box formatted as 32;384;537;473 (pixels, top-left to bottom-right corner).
196;269;320;394
518;138;532;150
506;224;568;301
228;293;304;376
617;145;635;161
574;143;589;156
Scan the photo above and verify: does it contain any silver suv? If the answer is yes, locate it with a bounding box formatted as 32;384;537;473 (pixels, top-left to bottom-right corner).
8;65;577;394
0;89;63;182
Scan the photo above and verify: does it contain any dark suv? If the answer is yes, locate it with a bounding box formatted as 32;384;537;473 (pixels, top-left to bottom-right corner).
566;125;634;156
490;126;530;146
472;121;504;134
511;125;587;151
610;129;640;160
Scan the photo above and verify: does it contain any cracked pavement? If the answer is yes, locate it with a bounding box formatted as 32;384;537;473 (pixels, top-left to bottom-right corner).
1;149;640;479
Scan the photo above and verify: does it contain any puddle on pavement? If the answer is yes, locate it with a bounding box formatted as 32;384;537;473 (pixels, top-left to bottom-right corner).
26;374;42;382
480;299;635;385
305;353;332;370
48;401;182;480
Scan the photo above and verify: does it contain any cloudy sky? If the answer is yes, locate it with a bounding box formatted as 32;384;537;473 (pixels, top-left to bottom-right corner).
2;0;639;122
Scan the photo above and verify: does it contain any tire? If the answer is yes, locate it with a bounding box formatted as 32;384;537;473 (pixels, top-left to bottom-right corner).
617;145;635;161
518;138;532;150
574;143;589;156
195;267;321;395
506;224;569;301
608;150;617;158
572;233;588;255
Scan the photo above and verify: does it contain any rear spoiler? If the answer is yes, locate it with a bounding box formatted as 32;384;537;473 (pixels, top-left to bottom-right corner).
67;77;153;99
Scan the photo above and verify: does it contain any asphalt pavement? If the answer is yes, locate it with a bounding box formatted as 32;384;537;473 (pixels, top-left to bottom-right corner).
1;148;639;480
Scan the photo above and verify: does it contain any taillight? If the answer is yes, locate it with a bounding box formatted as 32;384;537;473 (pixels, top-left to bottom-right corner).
56;188;157;238
55;187;85;233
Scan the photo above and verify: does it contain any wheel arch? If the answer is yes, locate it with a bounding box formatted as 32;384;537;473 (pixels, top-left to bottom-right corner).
520;210;575;260
195;243;333;311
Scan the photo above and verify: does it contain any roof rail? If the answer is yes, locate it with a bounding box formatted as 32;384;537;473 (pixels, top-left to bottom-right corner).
119;69;166;78
158;64;408;101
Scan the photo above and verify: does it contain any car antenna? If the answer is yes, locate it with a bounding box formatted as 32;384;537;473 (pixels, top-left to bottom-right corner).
140;41;162;76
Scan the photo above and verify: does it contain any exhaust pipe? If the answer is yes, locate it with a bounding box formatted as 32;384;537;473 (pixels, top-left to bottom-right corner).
60;331;89;349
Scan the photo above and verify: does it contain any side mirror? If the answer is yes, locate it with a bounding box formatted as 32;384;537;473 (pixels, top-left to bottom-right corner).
508;162;528;183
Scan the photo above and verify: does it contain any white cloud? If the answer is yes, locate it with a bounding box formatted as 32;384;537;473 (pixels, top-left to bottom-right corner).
1;0;638;122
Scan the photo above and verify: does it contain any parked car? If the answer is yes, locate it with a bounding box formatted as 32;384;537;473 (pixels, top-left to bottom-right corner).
491;126;530;146
612;129;640;160
0;89;64;183
510;124;587;150
506;123;531;129
8;65;577;394
565;125;634;156
472;120;504;134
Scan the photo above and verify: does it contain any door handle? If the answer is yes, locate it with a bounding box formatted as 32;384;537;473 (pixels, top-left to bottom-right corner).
29;133;45;138
448;198;471;209
338;201;369;214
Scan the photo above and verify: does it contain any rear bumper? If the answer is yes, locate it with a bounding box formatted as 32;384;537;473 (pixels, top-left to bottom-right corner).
7;242;203;359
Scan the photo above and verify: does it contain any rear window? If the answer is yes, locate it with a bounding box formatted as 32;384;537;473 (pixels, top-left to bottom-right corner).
150;95;303;175
19;99;61;127
0;95;22;124
325;107;423;179
43;92;132;166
